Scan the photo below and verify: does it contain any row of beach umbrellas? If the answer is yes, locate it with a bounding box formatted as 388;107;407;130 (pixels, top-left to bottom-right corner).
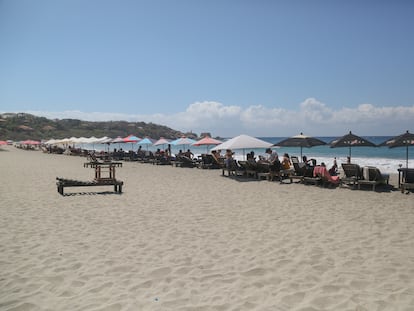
211;131;414;169
0;139;41;146
43;135;225;151
276;131;414;168
28;130;414;168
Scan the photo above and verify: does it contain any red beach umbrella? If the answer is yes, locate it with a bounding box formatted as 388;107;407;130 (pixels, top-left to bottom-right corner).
22;140;41;145
123;135;141;150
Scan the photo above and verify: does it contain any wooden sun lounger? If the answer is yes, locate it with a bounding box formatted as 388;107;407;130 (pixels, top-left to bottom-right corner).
340;163;363;189
222;159;245;177
357;166;389;191
400;169;414;193
57;158;124;195
56;177;123;195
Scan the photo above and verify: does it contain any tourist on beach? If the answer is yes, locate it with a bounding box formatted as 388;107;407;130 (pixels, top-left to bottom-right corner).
301;155;316;177
264;148;281;172
247;151;256;162
225;149;234;168
281;153;291;170
329;157;338;176
302;155;316;167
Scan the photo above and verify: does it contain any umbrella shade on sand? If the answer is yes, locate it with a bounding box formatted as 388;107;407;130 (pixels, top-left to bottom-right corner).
380;130;414;168
274;132;326;158
330;131;376;160
211;134;273;159
192;136;223;153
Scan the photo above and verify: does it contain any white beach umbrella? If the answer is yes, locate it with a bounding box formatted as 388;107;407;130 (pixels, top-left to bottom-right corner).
97;136;113;152
44;138;58;145
211;134;273;159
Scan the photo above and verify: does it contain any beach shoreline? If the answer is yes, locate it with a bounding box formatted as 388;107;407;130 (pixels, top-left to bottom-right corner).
1;147;413;311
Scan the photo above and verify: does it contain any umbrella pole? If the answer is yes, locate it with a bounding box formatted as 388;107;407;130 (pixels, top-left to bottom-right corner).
349;146;352;161
300;146;303;159
407;145;409;169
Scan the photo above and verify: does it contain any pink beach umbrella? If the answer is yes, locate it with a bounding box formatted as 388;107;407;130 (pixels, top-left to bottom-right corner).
22;140;41;145
192;136;223;153
154;137;171;146
153;137;171;152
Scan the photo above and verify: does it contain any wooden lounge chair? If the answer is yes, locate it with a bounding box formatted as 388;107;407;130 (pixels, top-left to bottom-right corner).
56;177;123;195
400;168;414;193
291;156;318;184
199;154;222;169
222;159;245;177
341;163;363;189
174;155;196;168
238;161;258;178
57;159;124;195
290;156;305;182
255;161;271;180
357;166;389;191
302;168;321;185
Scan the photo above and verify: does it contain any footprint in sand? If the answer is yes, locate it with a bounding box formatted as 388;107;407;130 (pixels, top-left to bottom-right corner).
149;267;172;278
241;267;267;277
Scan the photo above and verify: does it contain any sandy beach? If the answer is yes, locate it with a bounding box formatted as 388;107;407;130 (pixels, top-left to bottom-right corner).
1;147;413;311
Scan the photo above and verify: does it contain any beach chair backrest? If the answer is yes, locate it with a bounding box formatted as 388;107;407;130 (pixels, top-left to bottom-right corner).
405;169;414;183
291;156;305;175
342;164;362;179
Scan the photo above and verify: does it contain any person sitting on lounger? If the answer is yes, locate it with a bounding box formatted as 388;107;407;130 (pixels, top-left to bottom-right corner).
264;148;281;172
184;149;194;159
301;155;316;177
302;155;316;167
315;162;340;184
281;153;291;170
328;157;338;176
247;151;256;162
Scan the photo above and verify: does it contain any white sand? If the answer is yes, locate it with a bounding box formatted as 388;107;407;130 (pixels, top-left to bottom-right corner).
1;147;414;311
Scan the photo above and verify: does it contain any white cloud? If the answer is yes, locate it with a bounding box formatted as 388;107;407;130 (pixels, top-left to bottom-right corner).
16;98;414;137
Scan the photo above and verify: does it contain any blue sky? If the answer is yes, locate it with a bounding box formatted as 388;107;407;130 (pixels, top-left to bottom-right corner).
1;0;414;137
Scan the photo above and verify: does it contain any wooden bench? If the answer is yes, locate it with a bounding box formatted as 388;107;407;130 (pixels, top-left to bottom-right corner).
56;177;123;195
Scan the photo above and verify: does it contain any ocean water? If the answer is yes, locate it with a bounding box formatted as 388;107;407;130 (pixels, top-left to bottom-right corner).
85;136;413;174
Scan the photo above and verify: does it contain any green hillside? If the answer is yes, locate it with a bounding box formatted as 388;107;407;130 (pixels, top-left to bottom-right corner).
0;113;194;141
